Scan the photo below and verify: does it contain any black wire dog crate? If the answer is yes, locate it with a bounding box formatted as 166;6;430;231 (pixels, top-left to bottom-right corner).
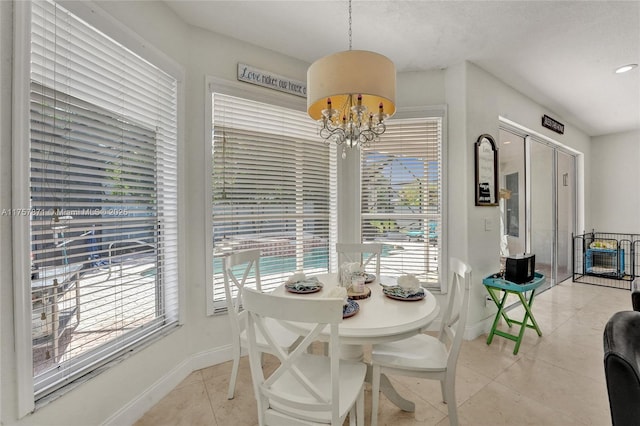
573;231;640;289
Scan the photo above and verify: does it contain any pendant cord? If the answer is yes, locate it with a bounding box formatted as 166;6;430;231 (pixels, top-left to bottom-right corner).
348;0;352;50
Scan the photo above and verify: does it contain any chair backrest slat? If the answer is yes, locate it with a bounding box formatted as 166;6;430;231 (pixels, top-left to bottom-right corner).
222;249;262;337
440;258;472;371
336;243;382;277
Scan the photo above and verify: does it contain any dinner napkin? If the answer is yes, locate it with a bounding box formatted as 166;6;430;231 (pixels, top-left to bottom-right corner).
397;274;421;290
285;272;307;284
285;278;322;292
383;285;425;298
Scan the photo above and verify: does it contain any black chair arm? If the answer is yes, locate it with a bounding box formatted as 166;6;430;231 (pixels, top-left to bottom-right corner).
604;311;640;425
632;278;640;311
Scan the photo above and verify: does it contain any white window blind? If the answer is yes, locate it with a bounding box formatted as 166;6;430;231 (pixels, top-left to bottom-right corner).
212;93;332;310
361;117;442;287
29;0;178;399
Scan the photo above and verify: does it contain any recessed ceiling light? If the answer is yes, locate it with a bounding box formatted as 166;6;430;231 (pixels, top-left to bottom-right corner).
615;64;638;74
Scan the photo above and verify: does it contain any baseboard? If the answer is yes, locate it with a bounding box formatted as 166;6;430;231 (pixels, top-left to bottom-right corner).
103;345;233;426
464;317;493;340
418;314;494;342
190;344;234;372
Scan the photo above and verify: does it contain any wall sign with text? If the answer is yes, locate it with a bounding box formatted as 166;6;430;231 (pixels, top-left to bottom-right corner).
541;114;564;134
237;63;307;98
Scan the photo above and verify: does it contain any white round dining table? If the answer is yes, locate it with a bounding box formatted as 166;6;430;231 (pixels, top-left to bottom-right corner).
272;273;439;345
270;272;440;412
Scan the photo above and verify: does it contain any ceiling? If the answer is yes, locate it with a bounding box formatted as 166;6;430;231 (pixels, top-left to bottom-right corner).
165;0;640;137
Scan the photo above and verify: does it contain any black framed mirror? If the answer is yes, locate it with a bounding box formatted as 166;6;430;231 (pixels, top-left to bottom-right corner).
475;134;499;206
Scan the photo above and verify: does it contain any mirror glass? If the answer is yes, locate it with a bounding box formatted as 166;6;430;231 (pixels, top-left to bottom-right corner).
475;134;498;206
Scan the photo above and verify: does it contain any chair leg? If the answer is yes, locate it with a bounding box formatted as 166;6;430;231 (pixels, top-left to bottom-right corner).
256;395;266;426
444;375;458;426
347;388;364;426
357;387;365;426
440;379;446;403
371;364;381;426
227;341;241;400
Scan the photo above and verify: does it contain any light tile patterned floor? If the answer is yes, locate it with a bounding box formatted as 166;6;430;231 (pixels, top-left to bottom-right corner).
134;280;629;425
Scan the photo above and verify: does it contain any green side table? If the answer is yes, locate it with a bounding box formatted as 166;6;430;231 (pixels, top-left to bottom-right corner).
482;272;545;355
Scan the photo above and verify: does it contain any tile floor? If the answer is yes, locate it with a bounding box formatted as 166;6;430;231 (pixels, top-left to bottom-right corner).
134;279;630;425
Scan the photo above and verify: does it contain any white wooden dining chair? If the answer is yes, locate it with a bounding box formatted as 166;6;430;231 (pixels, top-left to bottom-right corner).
370;257;472;426
336;243;382;277
243;287;366;426
222;249;301;400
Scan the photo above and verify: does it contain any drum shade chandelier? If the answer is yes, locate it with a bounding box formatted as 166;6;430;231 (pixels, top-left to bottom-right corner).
307;0;396;158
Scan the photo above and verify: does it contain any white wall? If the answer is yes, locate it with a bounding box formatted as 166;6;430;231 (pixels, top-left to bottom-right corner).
590;130;640;233
398;70;446;107
0;1;597;425
444;62;469;265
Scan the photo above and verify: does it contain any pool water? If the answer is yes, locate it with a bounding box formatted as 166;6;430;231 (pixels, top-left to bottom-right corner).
214;245;396;278
213;248;329;277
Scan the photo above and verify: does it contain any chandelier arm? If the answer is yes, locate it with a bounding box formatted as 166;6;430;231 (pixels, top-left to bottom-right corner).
319;124;347;145
358;131;376;145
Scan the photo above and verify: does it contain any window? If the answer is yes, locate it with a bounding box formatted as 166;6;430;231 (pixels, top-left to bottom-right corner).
210;90;334;311
208;93;446;303
361;115;444;287
19;0;179;403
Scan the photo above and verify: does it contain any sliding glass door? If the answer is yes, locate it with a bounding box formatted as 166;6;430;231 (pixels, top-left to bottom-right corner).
499;131;525;257
556;150;576;283
529;139;555;290
499;128;577;290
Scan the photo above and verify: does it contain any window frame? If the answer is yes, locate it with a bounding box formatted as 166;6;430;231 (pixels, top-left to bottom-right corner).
12;0;185;415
